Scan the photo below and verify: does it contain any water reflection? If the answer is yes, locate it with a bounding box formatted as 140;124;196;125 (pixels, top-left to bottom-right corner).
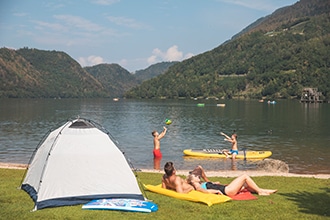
153;157;162;170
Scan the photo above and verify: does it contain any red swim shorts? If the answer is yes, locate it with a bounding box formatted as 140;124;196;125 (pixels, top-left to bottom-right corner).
153;149;162;158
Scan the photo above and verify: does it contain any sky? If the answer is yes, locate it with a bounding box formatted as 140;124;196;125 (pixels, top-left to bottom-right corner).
1;0;298;72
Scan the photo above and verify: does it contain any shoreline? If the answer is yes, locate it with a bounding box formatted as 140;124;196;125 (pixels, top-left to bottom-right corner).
3;162;328;179
139;169;330;179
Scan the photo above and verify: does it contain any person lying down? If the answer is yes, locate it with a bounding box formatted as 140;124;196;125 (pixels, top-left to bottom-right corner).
162;162;277;196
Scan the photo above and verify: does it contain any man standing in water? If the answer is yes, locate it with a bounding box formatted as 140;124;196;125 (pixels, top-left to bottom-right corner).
152;126;167;168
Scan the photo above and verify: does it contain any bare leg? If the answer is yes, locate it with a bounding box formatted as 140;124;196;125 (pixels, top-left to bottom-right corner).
222;150;229;158
224;174;277;196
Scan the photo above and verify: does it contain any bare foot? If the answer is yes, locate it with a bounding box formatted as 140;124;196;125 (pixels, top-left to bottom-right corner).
258;189;277;196
258;191;270;196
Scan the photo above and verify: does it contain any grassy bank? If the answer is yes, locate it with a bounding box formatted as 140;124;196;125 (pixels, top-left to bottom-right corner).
1;168;329;220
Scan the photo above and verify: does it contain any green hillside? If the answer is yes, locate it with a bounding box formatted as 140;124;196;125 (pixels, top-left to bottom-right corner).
134;61;178;82
0;48;177;98
84;64;138;98
0;0;329;100
0;48;108;98
125;0;330;100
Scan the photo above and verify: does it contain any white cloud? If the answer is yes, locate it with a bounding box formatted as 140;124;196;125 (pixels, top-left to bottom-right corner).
147;45;193;65
91;0;120;5
107;16;150;30
184;53;194;59
54;15;104;32
33;20;67;32
78;55;104;67
164;45;182;61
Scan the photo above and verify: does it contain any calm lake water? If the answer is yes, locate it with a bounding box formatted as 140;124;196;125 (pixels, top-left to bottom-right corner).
0;98;329;174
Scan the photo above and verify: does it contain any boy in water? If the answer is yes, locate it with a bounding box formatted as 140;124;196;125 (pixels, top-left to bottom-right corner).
152;126;167;158
221;132;238;159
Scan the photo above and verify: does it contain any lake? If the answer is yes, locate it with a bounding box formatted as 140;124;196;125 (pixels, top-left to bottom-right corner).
0;98;329;174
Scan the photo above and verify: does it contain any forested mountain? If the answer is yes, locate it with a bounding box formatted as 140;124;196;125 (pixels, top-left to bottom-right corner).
0;48;177;98
0;48;107;98
84;64;138;98
125;0;330;100
1;0;329;100
134;61;178;82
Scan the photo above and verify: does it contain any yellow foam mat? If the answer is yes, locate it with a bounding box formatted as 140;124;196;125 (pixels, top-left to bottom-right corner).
144;184;231;206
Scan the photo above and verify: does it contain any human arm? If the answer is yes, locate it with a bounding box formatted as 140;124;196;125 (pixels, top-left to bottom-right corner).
158;127;167;139
220;132;229;138
193;183;223;195
194;165;210;182
161;175;168;189
220;132;231;141
161;179;167;189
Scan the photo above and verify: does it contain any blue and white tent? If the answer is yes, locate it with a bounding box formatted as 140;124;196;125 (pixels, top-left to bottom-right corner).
21;118;144;210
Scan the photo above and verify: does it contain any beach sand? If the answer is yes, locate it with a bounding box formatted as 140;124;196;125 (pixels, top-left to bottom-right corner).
2;162;328;179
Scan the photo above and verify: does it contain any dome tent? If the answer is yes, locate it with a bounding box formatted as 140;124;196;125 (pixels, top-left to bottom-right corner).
21;118;144;210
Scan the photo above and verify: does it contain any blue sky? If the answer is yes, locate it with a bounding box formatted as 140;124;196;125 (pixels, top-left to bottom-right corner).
1;0;297;72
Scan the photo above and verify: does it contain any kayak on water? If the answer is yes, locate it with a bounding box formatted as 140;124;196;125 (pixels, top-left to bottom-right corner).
183;149;272;159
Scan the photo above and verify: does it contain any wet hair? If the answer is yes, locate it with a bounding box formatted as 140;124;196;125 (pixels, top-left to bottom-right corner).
152;130;157;136
164;161;175;176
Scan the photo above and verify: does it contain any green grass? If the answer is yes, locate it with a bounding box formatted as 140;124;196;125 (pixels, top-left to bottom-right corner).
1;168;329;220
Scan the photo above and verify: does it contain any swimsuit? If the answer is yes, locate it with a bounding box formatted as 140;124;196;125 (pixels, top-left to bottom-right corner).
153;149;162;158
205;182;227;195
230;149;239;155
201;182;207;189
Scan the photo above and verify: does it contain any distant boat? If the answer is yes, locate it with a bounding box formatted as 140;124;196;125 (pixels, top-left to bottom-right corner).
113;98;119;101
216;104;226;107
267;100;276;104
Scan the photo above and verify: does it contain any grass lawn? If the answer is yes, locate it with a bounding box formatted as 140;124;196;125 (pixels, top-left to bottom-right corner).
1;168;329;220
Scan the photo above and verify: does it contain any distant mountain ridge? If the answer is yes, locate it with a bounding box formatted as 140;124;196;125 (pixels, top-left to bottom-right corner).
84;63;138;98
0;48;173;98
134;61;178;82
125;0;330;100
0;0;329;99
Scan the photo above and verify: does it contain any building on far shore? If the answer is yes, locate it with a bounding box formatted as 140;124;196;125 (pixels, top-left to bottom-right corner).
300;88;324;103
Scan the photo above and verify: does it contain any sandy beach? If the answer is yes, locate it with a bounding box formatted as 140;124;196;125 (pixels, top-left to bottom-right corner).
2;162;328;179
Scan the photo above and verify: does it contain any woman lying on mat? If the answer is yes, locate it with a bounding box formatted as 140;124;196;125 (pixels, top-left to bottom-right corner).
186;166;277;196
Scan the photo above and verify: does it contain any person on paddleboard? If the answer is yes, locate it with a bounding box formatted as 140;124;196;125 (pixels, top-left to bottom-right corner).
221;132;238;159
152;126;167;159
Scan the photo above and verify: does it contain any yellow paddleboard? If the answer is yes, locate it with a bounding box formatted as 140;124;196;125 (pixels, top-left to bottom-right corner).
183;149;272;159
